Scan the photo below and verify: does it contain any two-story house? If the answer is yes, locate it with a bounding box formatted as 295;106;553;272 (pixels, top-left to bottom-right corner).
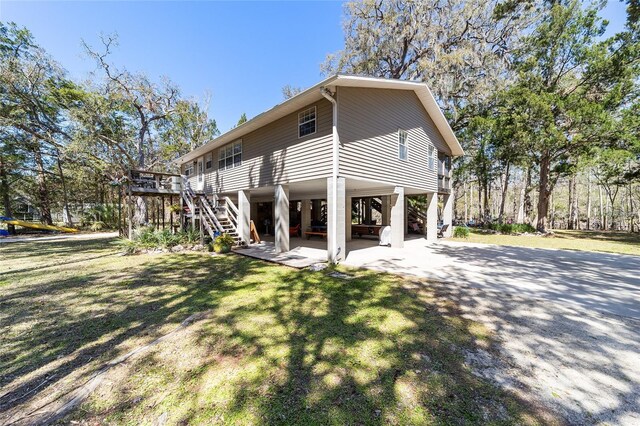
176;75;463;262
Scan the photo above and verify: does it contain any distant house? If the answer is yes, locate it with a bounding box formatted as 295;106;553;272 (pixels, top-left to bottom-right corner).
175;75;463;262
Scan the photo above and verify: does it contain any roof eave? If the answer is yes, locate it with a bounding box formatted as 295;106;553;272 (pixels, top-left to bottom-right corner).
175;74;464;165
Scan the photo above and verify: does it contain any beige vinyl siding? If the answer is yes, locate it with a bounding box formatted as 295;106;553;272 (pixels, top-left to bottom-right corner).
181;162;198;193
337;87;450;192
196;99;333;194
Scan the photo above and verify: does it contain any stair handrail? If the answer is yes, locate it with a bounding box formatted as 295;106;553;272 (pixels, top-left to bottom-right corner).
180;175;196;214
198;198;217;240
199;195;225;235
223;197;239;227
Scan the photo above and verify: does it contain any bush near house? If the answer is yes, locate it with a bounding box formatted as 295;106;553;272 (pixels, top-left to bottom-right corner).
453;226;470;238
491;223;537;235
117;226;202;253
213;233;235;253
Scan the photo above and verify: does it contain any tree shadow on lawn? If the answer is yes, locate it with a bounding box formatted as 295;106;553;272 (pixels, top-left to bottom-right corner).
0;237;121;275
74;265;556;425
0;252;264;420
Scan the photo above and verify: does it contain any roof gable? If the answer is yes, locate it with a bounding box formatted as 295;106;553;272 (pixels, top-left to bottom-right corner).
177;74;463;164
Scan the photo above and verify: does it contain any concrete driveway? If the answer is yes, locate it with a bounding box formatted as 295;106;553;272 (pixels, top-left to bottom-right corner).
344;239;640;425
344;238;640;319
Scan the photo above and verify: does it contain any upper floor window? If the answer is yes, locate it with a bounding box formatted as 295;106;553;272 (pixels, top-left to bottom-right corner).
184;163;193;177
298;106;316;138
428;146;435;171
398;129;408;161
205;153;213;169
218;141;242;171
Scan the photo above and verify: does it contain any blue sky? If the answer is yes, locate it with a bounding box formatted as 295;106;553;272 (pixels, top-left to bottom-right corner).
0;1;629;132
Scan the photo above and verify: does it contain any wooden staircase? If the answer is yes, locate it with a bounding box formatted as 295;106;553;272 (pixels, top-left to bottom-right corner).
180;177;243;245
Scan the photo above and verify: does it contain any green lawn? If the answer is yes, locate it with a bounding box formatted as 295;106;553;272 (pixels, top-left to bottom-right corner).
455;229;640;256
0;237;551;425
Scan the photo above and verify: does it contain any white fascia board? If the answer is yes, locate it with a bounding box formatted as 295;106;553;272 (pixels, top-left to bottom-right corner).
331;75;464;157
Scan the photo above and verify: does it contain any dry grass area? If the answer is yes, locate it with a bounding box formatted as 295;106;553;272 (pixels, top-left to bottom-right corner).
458;229;640;256
0;236;552;425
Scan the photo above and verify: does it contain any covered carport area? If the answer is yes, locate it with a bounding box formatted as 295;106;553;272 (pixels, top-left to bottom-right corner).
223;176;443;263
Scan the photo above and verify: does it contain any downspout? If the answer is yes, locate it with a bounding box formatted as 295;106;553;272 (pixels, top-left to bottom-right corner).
320;86;340;262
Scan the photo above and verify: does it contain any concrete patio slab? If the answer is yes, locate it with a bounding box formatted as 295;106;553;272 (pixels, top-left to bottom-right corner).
235;241;327;268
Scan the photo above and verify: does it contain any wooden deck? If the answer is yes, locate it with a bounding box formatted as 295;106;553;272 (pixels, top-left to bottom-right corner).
126;169;183;196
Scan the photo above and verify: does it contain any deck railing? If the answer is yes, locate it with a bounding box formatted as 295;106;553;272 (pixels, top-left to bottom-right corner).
128;169;182;194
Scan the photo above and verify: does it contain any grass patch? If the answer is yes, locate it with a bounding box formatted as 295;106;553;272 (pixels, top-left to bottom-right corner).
455;229;640;256
0;236;548;425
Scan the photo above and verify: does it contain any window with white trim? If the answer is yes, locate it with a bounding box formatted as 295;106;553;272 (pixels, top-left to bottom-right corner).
218;141;242;170
298;106;316;138
205;153;213;169
197;159;204;182
398;129;408;161
428;145;435;171
184;163;193;177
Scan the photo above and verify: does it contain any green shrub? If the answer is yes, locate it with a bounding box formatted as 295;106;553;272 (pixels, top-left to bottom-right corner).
511;223;536;233
90;221;105;231
498;223;512;234
453;226;470;238
116;238;139;254
213;233;235;253
134;226;158;247
183;227;200;244
155;229;182;248
119;226;228;253
492;223;536;235
83;204;119;228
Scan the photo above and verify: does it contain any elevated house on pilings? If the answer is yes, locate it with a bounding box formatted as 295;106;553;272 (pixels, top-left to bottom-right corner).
130;75;464;263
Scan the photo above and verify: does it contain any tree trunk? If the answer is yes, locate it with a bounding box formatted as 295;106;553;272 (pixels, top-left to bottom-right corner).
606;186;619;231
516;181;527;223
536;153;551;232
463;181;468;223
628;185;635;233
55;149;73;226
568;174;578;230
0;154;16;234
599;185;605;230
523;167;533;224
550;190;555;229
477;181;483;222
470;184;474;222
586;173;591;230
134;125;149;225
499;162;510;224
33;144;53;225
483;181;489;223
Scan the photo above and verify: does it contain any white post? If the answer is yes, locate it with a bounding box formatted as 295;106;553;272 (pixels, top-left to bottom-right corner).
238;190;251;245
390;186;405;248
274;185;289;253
346;196;353;242
381;195;391;225
426;192;438;241
442;191;453;237
327;177;346;262
301;199;311;234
